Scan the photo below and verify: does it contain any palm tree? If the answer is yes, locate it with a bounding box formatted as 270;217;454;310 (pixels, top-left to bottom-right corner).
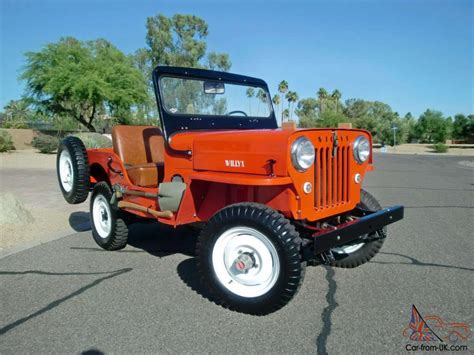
285;91;292;122
292;92;299;120
317;88;328;114
278;80;289;121
331;89;341;113
272;94;281;120
285;91;299;121
4;99;30;123
288;91;299;120
256;89;267;116
246;87;255;115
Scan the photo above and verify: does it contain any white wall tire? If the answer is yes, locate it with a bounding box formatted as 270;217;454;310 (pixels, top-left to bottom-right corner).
90;182;129;251
196;203;305;315
56;136;90;204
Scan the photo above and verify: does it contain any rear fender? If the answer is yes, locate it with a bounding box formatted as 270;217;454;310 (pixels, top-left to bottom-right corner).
87;148;133;186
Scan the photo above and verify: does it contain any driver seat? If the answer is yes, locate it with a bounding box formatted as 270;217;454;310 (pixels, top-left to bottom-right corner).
112;125;165;187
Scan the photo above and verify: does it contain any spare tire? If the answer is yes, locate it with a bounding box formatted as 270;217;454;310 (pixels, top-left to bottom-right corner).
56;136;90;204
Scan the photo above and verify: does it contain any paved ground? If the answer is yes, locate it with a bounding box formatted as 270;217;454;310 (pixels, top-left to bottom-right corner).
373;143;474;156
1;154;473;354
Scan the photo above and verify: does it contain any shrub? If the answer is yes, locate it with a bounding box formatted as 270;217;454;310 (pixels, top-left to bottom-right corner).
31;134;59;153
72;132;112;149
432;142;449;153
2;121;29;129
0;130;15;152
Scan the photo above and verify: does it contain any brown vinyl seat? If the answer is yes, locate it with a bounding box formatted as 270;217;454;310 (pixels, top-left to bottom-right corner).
112;125;165;187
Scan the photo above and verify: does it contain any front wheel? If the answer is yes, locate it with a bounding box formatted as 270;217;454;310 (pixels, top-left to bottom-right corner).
196;203;305;315
329;189;386;268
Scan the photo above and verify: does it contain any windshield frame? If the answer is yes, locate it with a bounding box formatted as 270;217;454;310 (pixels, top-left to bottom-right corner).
152;66;278;141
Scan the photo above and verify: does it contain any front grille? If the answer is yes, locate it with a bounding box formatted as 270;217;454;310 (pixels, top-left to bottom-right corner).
314;142;350;210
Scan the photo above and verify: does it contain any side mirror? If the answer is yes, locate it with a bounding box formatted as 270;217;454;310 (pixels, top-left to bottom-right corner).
203;81;225;94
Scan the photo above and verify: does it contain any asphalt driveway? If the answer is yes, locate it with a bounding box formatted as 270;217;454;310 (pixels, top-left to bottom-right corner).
1;154;473;354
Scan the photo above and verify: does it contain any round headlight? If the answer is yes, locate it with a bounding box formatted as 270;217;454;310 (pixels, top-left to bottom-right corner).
291;137;315;171
353;136;370;163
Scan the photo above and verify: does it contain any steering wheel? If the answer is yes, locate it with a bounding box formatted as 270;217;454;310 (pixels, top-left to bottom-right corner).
228;110;248;117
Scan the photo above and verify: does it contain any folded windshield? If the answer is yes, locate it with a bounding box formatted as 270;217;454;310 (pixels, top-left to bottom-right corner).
159;76;272;118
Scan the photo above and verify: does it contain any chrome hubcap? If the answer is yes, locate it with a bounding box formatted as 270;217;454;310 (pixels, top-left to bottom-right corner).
212;226;280;298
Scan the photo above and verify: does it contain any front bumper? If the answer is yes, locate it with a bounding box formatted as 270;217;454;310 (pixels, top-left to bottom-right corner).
312;205;404;254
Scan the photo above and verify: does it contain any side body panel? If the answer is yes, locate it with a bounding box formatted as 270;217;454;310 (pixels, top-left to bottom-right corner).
87;128;372;226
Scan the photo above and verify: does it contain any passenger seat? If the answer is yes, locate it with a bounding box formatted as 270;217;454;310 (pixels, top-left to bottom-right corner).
112;125;165;187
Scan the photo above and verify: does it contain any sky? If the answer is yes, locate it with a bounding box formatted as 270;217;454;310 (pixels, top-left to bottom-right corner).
0;0;472;118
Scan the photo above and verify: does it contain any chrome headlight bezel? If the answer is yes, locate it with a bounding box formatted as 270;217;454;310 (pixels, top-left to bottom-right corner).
353;136;370;164
291;136;315;172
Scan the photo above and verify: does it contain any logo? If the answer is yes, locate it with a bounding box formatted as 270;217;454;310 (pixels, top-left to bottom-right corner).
225;159;245;168
403;305;470;352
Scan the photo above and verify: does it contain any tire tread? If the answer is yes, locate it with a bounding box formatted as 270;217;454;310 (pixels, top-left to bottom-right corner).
196;203;305;315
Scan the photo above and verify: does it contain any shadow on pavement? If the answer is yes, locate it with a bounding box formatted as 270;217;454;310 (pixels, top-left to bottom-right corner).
81;349;105;355
0;268;132;335
127;222;197;257
372;252;474;272
176;257;216;305
69;211;91;232
0;270;131;276
69;217;198;258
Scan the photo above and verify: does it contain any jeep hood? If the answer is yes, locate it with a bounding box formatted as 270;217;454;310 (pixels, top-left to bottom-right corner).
171;129;295;176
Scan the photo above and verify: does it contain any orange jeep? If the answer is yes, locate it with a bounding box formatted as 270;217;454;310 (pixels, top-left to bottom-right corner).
57;66;404;315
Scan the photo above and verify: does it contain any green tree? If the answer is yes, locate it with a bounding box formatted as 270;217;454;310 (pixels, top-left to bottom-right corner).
256;88;267;116
344;99;403;143
331;89;342;113
415;109;449;143
21;37;148;131
137;14;231;73
290;91;299;120
295;98;319;120
402;112;418;143
207;52;232;71
317;111;348;128
272;94;281;119
135;14;232;119
317;88;328;113
278;80;289;121
285;91;298;121
3;99;31;124
452;114;472;139
468;115;474;137
246;87;255;115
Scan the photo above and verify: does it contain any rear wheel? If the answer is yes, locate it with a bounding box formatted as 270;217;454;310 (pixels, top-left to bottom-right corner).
196;203;305;315
56;136;90;204
330;189;386;268
90;182;129;251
